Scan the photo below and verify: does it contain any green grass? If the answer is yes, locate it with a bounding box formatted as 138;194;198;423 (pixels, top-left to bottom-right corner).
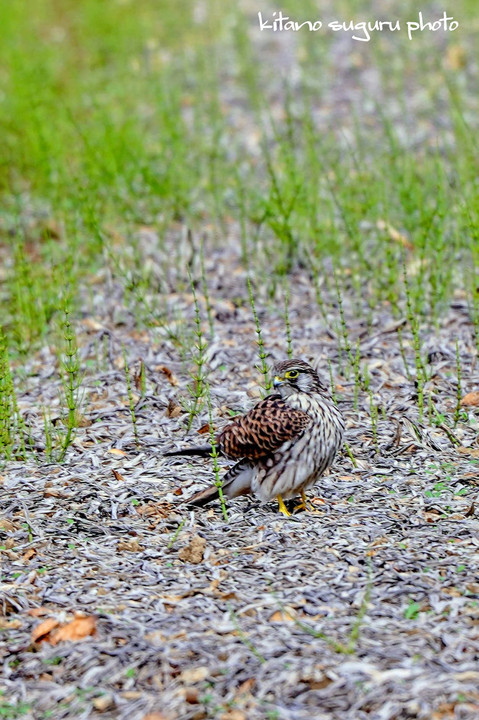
0;0;478;459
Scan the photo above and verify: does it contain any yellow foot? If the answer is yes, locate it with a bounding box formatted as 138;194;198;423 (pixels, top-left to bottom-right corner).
277;494;291;517
293;501;307;513
293;491;322;514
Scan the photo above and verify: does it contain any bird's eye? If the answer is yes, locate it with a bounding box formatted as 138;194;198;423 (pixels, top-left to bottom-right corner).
285;369;299;379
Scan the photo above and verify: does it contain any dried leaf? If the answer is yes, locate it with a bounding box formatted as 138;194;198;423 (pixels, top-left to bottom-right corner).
27;607;50;617
114;355;125;370
112;469;126;482
31;618;60;643
235;678;256;696
167;398;183;418
78;415;92;428
185;688;199;703
108;448;127;457
49;616;96;644
465;503;475;517
220;711;247;720
269;607;297;622
457;446;479;458
0;519;17;532
21;548;36;562
179;666;209;684
81;317;104;332
460;392;479;407
157;365;179;386
178;535;206;564
92;695;115;712
117;538;144;552
0;618;22;630
144;630;167;646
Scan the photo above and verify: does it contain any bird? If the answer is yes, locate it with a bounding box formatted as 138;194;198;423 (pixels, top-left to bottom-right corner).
164;359;344;516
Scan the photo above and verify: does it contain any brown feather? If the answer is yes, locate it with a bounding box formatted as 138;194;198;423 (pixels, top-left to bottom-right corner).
217;394;311;460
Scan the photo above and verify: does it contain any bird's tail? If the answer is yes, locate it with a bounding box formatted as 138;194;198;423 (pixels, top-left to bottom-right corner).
181;459;254;507
164;444;213;457
181;484;220;507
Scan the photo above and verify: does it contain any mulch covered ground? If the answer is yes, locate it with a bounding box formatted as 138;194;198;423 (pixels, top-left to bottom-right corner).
1;238;479;719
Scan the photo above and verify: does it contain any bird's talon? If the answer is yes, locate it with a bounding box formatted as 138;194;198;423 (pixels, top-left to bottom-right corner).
293;502;307;514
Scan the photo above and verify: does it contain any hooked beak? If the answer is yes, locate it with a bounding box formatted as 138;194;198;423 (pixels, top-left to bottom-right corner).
273;375;285;388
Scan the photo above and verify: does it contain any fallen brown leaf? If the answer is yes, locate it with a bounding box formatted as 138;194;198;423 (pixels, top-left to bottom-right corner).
178;535;206;564
166;398;183;418
235;678;256;696
220;711;247;720
179;666;209;684
157;365;179;386
135;502;172;524
134;360;145;391
21;548;36;562
0;518;16;532
31;617;60;643
114;355;125;370
32;615;97;645
185;688;200;703
43;489;67;499
81;317;104;332
112;469;126;482
49;616;96;645
144;630;167;646
460;392;479;407
269;607;297;622
0;618;22;630
441;587;462;597
457;446;479;458
117;538;144;552
77;415;92;428
308;676;333;690
27;607;51;617
92;695;115;712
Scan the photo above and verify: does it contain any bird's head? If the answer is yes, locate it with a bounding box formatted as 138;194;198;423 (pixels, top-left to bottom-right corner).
272;359;327;398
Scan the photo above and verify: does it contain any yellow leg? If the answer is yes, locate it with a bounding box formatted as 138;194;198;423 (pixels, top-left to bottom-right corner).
277;495;291;517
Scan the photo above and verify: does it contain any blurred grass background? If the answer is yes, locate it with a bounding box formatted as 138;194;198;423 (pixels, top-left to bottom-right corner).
0;0;478;352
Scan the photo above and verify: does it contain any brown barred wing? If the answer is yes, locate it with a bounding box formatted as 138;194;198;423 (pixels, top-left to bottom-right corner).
217;394;311;460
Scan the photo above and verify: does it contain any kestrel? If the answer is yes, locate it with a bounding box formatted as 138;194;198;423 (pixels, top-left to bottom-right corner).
164;359;344;516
